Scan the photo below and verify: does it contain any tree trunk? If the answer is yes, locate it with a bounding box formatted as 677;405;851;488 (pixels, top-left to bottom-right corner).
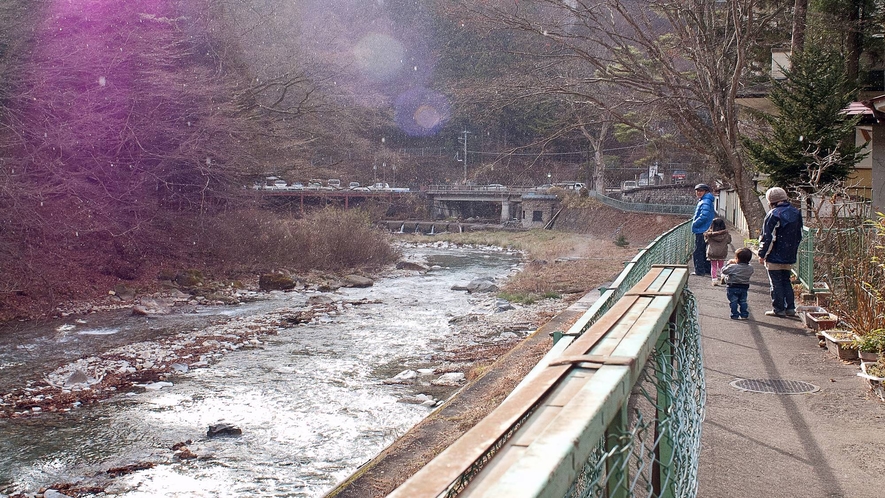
790;0;808;55
846;0;861;82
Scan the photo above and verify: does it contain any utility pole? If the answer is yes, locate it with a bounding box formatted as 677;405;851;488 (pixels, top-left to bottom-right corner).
458;129;470;183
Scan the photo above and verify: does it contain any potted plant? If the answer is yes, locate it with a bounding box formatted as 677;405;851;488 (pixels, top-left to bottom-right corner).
820;329;859;361
852;329;885;362
806;311;839;332
858;357;885;401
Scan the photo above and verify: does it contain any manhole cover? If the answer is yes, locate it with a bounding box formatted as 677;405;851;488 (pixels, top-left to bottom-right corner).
730;379;820;394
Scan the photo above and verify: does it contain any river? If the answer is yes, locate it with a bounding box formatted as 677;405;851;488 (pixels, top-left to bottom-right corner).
0;243;525;497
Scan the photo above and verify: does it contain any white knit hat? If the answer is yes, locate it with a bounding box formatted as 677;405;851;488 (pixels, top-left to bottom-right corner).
765;187;789;204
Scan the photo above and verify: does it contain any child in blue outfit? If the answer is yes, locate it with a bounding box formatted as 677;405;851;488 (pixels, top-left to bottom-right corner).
720;247;755;320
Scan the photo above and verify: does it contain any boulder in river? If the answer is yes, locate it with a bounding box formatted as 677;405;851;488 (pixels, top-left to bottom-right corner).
175;269;205;288
307;294;335;306
343;274;374;288
259;273;297;291
396;261;428;271
207;423;243;438
113;283;137;301
131;298;172;316
452;278;498;294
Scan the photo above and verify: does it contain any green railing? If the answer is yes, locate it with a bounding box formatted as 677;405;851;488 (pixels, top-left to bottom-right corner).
569;220;694;333
587;191;695;216
564;285;703;498
387;222;701;498
795;226;815;291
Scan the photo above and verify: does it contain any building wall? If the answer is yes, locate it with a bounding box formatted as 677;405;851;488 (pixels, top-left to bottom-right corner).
521;196;559;228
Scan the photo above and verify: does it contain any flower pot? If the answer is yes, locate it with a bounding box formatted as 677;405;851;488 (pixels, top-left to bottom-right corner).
858;361;885;402
797;306;826;328
821;330;858;361
858;350;879;362
806;312;839;332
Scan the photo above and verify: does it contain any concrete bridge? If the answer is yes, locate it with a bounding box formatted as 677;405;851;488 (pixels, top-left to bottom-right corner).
258;184;696;227
258;185;564;227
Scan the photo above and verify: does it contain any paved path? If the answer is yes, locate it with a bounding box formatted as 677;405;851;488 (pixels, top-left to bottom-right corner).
695;233;885;498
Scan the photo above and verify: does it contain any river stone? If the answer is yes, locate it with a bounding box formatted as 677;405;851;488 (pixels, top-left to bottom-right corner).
496;299;515;312
396;261;428;271
113;283;137;300
432;372;466;386
384;370;418;384
343;274;374;288
143;381;173;390
170;363;189;374
175;270;205;288
207;423;243;438
131;298;171;316
466;279;498;293
64;369;90;387
44;489;68;498
308;294;335;306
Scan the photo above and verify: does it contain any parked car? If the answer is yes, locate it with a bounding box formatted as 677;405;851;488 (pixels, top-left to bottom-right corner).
553;182;585;190
368;182;390;190
327;179;341;189
288;182;304;190
621;180;639;190
348;182;361;189
487;183;506;190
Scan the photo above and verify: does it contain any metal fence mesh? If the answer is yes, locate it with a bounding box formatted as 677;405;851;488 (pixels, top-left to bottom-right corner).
565;289;705;498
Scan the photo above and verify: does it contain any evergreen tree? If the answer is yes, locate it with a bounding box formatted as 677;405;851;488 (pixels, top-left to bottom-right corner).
744;44;865;190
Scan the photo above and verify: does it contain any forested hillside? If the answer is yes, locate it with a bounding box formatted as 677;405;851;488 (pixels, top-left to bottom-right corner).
1;0;880;319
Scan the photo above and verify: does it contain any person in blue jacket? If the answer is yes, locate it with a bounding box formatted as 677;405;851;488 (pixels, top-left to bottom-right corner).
757;187;803;317
691;183;716;276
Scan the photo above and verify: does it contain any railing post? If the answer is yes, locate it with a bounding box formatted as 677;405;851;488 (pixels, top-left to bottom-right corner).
605;406;630;498
652;318;676;498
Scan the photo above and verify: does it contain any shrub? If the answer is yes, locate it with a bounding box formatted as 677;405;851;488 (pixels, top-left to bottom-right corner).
821;213;885;334
194;207;400;273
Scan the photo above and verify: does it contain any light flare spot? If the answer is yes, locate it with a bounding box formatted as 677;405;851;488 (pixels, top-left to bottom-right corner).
353;33;405;80
414;105;442;130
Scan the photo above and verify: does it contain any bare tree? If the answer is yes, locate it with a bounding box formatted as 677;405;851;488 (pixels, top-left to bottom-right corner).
456;0;794;234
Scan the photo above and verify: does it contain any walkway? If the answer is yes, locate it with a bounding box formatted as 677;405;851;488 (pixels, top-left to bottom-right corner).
695;231;885;498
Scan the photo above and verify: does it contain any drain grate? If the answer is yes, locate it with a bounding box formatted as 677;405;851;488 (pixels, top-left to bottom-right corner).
730;378;820;394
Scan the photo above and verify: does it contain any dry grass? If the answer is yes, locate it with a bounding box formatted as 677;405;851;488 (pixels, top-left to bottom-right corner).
408;230;635;303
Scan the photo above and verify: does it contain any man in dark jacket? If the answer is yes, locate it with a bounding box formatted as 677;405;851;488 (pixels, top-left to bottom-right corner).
758;187;803;317
691;184;716;276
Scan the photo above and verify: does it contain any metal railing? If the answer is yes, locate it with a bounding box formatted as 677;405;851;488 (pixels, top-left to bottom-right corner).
796;226;815;291
587;191;695;216
388;222;701;498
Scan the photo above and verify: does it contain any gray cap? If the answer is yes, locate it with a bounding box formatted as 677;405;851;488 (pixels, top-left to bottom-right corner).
694;183;710;192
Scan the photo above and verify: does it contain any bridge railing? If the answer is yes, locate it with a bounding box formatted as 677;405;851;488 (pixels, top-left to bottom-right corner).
388;221;702;498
